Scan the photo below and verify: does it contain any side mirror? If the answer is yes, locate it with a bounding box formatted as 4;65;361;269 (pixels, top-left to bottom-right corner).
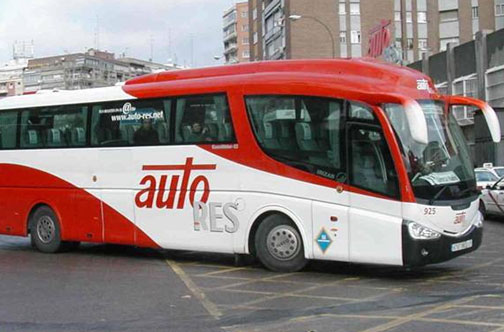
444;95;501;143
486;185;492;190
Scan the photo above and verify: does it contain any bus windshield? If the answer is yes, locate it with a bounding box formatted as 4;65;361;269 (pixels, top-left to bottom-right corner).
384;100;476;203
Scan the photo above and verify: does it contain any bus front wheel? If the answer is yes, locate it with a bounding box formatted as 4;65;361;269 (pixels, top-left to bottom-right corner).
255;214;307;272
30;206;64;253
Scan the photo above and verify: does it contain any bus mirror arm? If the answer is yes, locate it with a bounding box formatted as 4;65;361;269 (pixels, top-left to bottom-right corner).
368;94;428;145
443;95;501;143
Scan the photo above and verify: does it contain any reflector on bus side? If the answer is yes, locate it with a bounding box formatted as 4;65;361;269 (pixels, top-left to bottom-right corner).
444;95;501;143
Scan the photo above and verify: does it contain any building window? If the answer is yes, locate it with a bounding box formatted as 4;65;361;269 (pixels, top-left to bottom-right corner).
472;6;479;19
339;3;346;14
243;37;249;45
243;50;250;58
496;4;504;16
241;10;248;18
395;38;402;48
417;11;427;23
351;31;361;44
395;11;401;21
253;32;258;44
440;37;459;51
242;24;249;32
253;8;257;20
407;38;414;49
406;12;412;23
417;0;427;11
418;39;427;50
350;3;360;15
340;32;347;44
440;10;458;22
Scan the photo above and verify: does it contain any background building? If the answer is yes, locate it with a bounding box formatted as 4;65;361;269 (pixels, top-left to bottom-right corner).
248;0;504;64
0;60;27;97
408;28;504;166
0;41;33;97
3;49;180;95
223;2;251;64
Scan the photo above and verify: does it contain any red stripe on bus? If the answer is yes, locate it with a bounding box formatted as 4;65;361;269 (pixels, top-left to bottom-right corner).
0;164;159;248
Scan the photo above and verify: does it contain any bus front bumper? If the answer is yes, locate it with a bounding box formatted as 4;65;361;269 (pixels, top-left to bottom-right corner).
402;222;483;267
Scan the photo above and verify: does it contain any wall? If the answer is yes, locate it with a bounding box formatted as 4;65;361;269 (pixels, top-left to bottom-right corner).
289;0;340;59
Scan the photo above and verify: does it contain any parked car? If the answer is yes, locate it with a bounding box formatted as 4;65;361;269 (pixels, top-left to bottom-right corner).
480;177;504;218
476;163;504;178
475;168;500;190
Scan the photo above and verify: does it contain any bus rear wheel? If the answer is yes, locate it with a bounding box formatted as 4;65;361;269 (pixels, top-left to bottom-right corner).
30;206;64;253
255;214;307;272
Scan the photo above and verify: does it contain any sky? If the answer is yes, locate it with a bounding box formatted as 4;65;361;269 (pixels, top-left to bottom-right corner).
0;0;240;68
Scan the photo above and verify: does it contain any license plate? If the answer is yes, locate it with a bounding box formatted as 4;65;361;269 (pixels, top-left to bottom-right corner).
451;239;473;252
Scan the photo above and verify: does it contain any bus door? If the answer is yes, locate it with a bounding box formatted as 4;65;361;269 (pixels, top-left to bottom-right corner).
97;148;137;245
346;112;402;265
64;148;103;243
307;97;350;262
90;100;146;245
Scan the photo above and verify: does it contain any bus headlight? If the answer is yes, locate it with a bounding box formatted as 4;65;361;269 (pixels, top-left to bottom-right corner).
407;221;441;240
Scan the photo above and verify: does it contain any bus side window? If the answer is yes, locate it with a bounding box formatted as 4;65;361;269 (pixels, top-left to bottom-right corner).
348;126;399;198
245;95;345;180
19;106;88;149
90;99;171;147
174;94;236;144
349;102;376;122
0;111;17;149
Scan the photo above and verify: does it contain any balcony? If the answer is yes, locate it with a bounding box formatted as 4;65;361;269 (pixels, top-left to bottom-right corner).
264;0;281;17
224;43;238;55
223;30;237;43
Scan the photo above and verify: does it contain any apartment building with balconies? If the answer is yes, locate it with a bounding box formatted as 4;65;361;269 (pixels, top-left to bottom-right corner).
223;2;250;64
248;0;504;64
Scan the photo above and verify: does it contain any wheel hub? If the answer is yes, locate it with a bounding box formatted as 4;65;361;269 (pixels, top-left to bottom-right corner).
266;225;300;261
36;216;55;244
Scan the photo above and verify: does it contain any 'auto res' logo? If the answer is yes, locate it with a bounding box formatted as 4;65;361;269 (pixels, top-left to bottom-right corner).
134;157;239;233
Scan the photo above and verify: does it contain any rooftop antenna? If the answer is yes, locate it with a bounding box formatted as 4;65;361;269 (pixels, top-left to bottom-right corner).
190;34;194;67
167;28;172;62
94;15;101;50
149;34;154;62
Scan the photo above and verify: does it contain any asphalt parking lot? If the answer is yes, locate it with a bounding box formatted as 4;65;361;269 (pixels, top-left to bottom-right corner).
1;218;504;332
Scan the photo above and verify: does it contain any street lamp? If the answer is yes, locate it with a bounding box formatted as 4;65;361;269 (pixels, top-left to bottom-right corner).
288;14;336;58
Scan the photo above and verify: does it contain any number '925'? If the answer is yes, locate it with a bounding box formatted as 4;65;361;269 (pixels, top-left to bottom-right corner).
424;207;437;215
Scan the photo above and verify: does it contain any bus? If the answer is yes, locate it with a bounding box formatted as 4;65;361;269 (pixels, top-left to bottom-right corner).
0;59;500;272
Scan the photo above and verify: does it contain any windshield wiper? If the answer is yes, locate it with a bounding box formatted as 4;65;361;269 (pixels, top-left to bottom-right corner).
429;185;450;205
455;187;480;198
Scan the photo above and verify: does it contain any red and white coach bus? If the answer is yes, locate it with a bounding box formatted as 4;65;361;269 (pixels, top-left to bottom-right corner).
0;59;500;272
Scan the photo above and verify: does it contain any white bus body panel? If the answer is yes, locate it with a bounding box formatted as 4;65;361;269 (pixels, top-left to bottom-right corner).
0;145;422;265
349;193;403;265
402;199;478;235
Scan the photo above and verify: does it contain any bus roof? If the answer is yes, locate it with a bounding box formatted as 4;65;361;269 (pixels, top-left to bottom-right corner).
0;86;132;110
0;58;438;110
125;58;437;95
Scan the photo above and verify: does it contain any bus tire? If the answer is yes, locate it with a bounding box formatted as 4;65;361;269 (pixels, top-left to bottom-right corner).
255;214;307;272
30;206;63;253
